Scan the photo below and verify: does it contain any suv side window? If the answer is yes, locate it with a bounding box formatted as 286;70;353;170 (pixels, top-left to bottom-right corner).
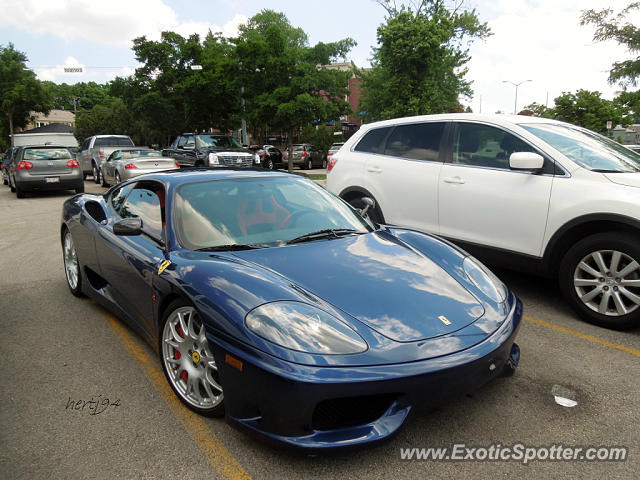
453;123;555;173
384;122;445;161
354;127;392;154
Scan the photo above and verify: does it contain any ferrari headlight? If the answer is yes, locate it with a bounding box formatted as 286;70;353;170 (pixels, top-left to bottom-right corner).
463;256;508;303
245;302;367;354
253;153;261;164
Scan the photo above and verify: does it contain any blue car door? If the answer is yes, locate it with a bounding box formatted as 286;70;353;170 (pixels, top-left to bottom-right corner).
96;181;166;337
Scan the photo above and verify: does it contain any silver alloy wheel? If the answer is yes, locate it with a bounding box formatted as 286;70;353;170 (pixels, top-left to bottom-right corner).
573;249;640;316
63;232;79;290
92;164;99;183
162;306;223;410
115;172;121;184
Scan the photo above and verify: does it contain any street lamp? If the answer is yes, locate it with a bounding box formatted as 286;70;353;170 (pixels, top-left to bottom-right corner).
503;79;532;114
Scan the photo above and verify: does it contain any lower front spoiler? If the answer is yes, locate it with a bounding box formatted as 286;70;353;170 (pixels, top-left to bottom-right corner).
214;300;522;451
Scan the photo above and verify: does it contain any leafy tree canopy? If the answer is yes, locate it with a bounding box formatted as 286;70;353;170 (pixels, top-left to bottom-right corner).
581;2;640;88
0;43;52;148
360;0;490;122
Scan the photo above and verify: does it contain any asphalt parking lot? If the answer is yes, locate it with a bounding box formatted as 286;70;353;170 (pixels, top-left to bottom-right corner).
1;175;638;480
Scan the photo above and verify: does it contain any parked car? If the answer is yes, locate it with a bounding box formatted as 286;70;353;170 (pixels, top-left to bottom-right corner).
255;145;284;169
162;133;259;168
61;168;521;450
77;135;135;181
8;145;84;198
327;113;640;330
2;146;19;186
99;148;179;186
284;144;326;169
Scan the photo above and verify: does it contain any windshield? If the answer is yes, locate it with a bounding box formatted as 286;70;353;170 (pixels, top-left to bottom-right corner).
95;136;134;147
121;150;163;158
174;176;371;250
23;148;71;160
522;124;640;173
196;135;242;149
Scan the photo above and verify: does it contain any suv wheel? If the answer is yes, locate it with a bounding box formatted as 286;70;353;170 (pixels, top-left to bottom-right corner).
559;232;640;330
346;195;384;225
306;159;313;170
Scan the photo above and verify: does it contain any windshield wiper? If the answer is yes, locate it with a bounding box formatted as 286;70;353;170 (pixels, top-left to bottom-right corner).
287;229;360;245
195;244;265;252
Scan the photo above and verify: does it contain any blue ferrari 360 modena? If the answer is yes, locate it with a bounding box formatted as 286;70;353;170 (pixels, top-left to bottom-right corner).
61;168;521;450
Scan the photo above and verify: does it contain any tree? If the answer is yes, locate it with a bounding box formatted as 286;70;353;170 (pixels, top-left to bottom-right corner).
552;90;625;133
522;102;555;118
0;43;52;147
235;10;354;171
74;99;135;142
581;3;640;88
359;0;490;122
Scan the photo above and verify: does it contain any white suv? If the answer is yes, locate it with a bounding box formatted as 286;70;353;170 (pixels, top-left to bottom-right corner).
327;114;640;329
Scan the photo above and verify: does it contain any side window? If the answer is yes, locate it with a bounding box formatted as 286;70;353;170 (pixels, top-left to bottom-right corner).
177;136;188;148
119;186;164;239
183;135;195;149
82;139;90;150
384;122;445;161
453;123;552;172
111;183;135;213
354;127;392;154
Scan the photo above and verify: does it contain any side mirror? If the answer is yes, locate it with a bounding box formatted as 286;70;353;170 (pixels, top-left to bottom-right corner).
113;217;142;236
360;197;375;217
509;152;544;171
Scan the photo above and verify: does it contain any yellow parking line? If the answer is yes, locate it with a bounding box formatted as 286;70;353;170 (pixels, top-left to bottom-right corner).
524;315;640;358
100;310;252;480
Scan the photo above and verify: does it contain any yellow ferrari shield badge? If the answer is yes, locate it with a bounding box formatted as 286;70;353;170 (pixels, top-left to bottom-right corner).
192;351;200;364
157;260;171;275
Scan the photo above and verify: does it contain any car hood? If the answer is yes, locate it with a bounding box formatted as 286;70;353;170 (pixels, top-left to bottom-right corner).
205;146;252;154
233;232;485;342
604;172;640;188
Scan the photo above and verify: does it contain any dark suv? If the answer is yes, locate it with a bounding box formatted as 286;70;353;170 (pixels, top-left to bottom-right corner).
163;133;259;168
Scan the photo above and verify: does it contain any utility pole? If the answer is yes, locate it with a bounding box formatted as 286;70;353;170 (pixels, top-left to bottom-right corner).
502;79;532;114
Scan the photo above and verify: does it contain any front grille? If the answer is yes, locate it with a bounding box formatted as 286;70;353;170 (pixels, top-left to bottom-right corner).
312;393;397;431
217;153;253;168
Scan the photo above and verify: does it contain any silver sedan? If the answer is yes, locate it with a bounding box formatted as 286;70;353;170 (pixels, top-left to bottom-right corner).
100;148;179;186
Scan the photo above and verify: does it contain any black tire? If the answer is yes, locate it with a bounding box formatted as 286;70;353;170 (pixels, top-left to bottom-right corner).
15;183;25;198
306;159;313;170
101;169;109;187
115;172;121;184
3;178;7;185
62;228;84;297
322;158;327;169
10;180;15;193
266;159;274;170
559;232;640;330
92;163;100;184
75;183;85;194
159;298;225;417
346;195;384;225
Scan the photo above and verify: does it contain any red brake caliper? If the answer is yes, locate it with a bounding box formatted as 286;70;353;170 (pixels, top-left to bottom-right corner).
175;325;188;382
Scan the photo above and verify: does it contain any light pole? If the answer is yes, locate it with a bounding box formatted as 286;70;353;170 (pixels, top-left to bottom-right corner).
503;79;532;114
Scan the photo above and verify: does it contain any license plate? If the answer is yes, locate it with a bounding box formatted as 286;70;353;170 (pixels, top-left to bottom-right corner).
45;177;60;183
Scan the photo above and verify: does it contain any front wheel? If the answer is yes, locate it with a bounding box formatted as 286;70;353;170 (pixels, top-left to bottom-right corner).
62;229;84;297
160;299;225;416
559;232;640;330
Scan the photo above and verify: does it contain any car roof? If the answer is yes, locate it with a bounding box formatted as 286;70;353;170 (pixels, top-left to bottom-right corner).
359;113;573;131
127;167;298;187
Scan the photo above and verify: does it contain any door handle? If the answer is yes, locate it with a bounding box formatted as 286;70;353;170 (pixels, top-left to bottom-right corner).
367;166;382;173
443;176;465;184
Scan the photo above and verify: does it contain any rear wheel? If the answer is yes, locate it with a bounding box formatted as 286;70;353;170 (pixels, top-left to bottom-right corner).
9;177;15;193
15;183;25;198
92;163;100;184
115;172;121;184
306;158;313;170
266;159;274;170
160;299;225;416
559;232;640;330
346;195;384;225
322;158;327;169
101;169;109;187
75;183;85;194
62;229;83;297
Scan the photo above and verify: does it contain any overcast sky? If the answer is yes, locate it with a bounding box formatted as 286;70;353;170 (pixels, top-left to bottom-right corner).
0;0;635;115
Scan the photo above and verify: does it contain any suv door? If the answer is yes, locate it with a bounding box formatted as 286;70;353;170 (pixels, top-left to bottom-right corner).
361;122;447;234
438;121;555;256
